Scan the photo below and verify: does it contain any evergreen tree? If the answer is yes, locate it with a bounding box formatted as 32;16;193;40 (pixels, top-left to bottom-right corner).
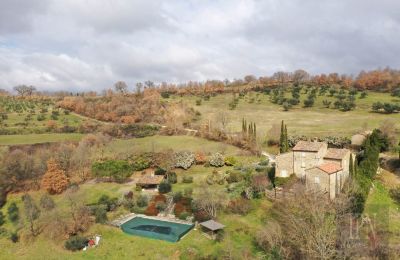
284;124;289;152
280;120;285;153
253;123;257;140
353;157;358;177
349;154;354;179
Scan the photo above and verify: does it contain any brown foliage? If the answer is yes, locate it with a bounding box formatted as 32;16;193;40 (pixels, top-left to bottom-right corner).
194;151;207;164
144;203;159;216
41;158;69;194
227;198;252;215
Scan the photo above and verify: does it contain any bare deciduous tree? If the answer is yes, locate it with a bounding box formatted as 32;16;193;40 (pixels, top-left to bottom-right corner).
114;81;128;94
194;184;227;218
215;111;230;132
13;85;36;97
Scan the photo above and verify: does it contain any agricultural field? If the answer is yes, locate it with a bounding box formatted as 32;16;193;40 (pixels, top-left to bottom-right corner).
0;97;84;135
170;91;400;138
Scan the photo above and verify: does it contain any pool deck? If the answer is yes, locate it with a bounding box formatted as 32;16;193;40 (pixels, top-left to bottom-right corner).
110;213;193;227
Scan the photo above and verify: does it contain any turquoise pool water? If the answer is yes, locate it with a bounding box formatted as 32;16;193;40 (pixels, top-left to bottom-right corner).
120;217;194;242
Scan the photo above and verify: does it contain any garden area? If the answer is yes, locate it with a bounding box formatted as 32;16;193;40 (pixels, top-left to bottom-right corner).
0;133;278;259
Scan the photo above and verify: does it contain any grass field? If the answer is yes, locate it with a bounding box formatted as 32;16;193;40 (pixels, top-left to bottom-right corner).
170;91;400;138
103;135;243;157
0;133;84;145
364;173;400;245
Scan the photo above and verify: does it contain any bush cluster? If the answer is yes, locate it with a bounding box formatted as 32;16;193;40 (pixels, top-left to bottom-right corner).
174;151;195;170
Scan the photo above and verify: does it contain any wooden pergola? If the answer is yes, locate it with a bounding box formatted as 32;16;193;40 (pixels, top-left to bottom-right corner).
199;220;225;240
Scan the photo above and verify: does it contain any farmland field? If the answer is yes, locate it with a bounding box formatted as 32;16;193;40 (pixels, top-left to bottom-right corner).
170;91;400;138
0;97;87;134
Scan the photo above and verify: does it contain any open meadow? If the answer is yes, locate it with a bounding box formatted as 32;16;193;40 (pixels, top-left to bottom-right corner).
171;91;400;138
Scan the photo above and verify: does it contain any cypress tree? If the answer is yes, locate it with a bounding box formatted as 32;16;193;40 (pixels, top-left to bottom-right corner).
353;157;358;178
280;120;285;153
349;153;354;179
284;124;288;152
253;123;257;140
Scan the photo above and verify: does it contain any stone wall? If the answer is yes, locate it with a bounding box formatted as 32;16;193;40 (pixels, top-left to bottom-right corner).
275;152;293;177
293;143;327;178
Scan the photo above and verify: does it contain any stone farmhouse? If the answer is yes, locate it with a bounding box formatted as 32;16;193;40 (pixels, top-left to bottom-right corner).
275;141;351;199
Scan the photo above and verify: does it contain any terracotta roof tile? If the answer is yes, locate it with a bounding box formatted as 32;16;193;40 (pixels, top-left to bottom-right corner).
317;162;342;174
292;141;325;152
324;148;349;160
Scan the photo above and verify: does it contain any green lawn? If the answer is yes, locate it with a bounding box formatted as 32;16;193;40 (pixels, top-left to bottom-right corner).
364;179;400;245
0;133;84;145
169;91;400;138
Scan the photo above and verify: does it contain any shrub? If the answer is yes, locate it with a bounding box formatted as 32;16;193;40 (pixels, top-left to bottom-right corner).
36;114;46;121
153;194;167;203
196;99;202;106
130;153;152;171
174;197;192;217
224;156;237;166
10;232;19;243
172;191;183;203
39;194;55;210
158;181;171;194
65;236;88;251
136;195;148;208
182;176;193;183
179;212;189;220
7;202;19;223
94;205;108;223
167;172;177;184
195;151;207;164
228;198;252;215
209;153;224;167
155;201;167;212
174;151;195;170
160;92;170;98
92;160;132;182
144;203;159;216
97;194;118;211
258;159;269;166
155;167;167;175
124;191;134;200
226;170;242;183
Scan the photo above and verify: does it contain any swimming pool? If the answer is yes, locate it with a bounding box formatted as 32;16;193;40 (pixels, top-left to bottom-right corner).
120;217;194;242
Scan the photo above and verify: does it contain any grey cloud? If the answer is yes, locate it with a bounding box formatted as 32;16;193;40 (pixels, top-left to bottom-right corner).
0;0;400;91
0;0;49;34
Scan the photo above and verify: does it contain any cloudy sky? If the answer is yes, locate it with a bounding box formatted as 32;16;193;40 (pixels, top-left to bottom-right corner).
0;0;399;91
